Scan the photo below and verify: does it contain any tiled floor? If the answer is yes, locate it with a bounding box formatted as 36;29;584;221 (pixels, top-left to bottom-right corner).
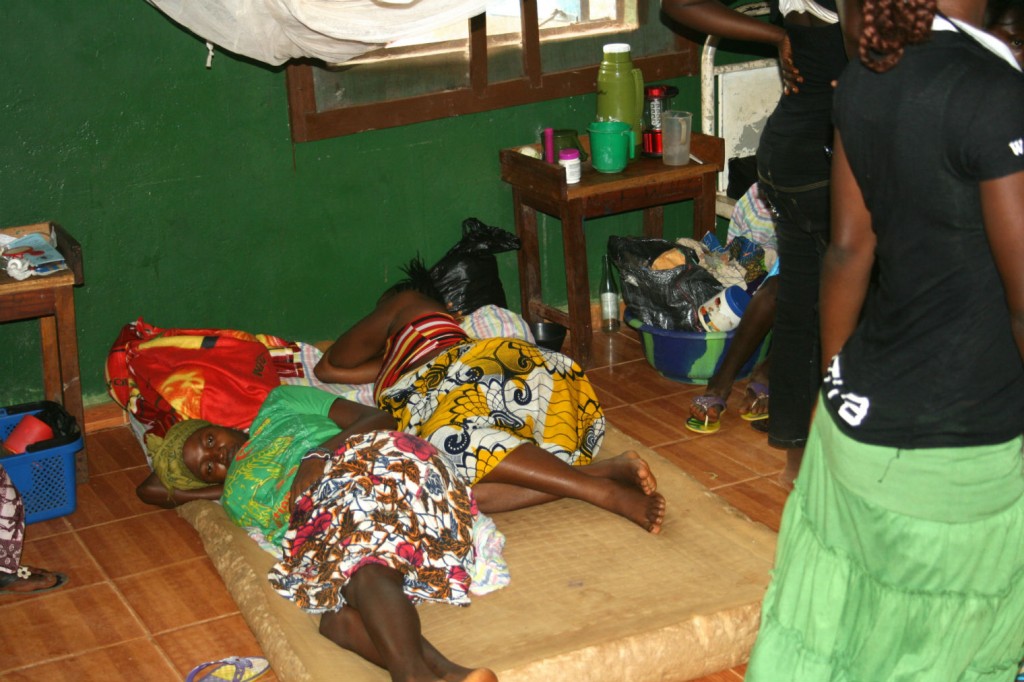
1;327;788;681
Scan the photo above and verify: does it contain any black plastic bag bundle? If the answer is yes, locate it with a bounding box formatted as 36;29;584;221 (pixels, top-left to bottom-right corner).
608;235;723;331
430;218;520;315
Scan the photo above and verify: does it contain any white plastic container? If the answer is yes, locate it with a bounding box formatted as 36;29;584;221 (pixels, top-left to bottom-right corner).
558;148;581;184
697;285;751;332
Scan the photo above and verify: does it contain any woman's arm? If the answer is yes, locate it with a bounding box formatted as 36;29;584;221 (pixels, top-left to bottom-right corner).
981;170;1024;361
313;305;393;384
820;131;876;372
661;0;800;91
838;0;863;59
327;397;399;436
314;290;449;385
135;471;223;508
288;397;400;509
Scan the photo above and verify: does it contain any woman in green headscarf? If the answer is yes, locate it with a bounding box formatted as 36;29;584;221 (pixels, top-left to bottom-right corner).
143;419;215;503
139;385;498;682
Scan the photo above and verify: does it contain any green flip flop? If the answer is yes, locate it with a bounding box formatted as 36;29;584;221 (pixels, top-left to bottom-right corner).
686;394;726;434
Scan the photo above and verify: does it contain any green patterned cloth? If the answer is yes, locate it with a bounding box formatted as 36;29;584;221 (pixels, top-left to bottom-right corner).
221;385;340;546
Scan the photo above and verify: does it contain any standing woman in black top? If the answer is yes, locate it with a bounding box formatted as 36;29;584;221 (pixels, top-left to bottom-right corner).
662;0;848;487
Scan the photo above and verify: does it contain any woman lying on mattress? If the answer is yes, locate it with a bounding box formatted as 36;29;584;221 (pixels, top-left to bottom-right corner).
315;285;666;533
142;384;498;682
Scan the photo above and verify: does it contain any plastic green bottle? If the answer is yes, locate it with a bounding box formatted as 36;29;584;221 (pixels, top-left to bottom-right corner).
596;43;644;151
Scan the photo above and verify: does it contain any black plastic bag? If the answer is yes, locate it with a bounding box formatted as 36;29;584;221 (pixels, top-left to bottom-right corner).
430;218;520;315
608;235;723;331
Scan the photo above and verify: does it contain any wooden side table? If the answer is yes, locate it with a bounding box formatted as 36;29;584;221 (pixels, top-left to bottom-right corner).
500;133;725;368
0;223;87;481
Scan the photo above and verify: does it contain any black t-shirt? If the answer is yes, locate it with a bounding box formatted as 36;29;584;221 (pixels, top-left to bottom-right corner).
826;30;1024;448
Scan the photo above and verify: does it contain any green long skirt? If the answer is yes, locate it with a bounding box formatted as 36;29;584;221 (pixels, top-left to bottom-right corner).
747;398;1024;681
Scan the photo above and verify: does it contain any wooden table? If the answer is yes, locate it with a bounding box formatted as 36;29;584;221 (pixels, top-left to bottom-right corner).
0;223;87;481
500;133;725;368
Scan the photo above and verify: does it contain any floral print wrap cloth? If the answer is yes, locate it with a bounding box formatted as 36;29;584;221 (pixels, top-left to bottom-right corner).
268;430;476;613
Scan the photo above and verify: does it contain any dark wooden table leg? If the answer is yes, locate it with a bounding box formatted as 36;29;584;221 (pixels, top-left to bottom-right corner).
693;172;717;239
513;190;542;326
642;206;665;239
561;203;592;368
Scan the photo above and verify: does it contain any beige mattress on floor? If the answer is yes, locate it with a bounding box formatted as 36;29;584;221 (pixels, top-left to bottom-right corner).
178;425;778;682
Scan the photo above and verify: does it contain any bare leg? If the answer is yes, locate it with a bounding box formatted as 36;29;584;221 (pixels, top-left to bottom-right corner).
473;444;666;533
779;447;803;491
691;279;777;422
473;450;657;511
322;564;497;682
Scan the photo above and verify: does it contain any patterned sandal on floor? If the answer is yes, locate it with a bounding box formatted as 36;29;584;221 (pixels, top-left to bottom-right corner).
740;381;770;422
0;566;68;596
185;656;271;682
685;395;727;434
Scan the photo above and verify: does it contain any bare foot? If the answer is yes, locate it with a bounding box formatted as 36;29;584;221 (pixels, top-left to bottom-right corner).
434;664;498;682
601;481;667;534
738;381;769;418
599;451;658;495
428;647;498;682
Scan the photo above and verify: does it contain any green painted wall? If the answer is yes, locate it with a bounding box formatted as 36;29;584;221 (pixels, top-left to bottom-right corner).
0;1;706;409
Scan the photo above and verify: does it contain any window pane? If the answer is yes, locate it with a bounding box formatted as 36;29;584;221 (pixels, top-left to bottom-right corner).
289;0;700;140
312;51;471;109
538;0;672;73
380;0;634;55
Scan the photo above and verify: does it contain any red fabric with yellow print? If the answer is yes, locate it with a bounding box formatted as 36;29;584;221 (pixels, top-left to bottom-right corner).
106;318;303;439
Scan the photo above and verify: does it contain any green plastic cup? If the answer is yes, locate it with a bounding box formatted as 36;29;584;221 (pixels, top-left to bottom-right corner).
587;121;636;173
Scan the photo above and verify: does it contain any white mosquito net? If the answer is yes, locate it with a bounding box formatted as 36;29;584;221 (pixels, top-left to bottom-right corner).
147;0;489;66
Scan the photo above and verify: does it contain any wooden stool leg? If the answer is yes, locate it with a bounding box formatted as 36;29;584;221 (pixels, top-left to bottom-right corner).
54;288;87;482
39;315;62;403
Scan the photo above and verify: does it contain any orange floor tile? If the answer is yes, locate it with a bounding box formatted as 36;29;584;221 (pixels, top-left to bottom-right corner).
1;328;785;681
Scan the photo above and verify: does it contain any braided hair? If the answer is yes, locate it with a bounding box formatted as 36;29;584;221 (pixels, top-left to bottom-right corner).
380;255;445;304
859;0;938;71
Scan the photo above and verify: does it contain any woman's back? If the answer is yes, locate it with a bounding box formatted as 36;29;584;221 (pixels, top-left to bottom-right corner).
828;27;1024;447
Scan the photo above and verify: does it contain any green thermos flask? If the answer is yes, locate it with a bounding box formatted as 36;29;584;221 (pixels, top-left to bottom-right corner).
596;43;644;152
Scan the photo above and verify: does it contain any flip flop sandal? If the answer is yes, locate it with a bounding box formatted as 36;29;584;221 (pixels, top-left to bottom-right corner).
685;416;721;434
186;656;271;682
740;381;770;422
0;566;68;596
685;395;726;434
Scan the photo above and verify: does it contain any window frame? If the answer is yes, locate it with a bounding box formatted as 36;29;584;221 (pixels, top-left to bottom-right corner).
286;1;700;143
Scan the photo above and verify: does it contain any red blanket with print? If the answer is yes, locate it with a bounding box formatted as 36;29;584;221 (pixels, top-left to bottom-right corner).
105;318;304;439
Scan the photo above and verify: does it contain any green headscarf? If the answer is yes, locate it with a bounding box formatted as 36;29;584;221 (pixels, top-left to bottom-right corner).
146;419;212;496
